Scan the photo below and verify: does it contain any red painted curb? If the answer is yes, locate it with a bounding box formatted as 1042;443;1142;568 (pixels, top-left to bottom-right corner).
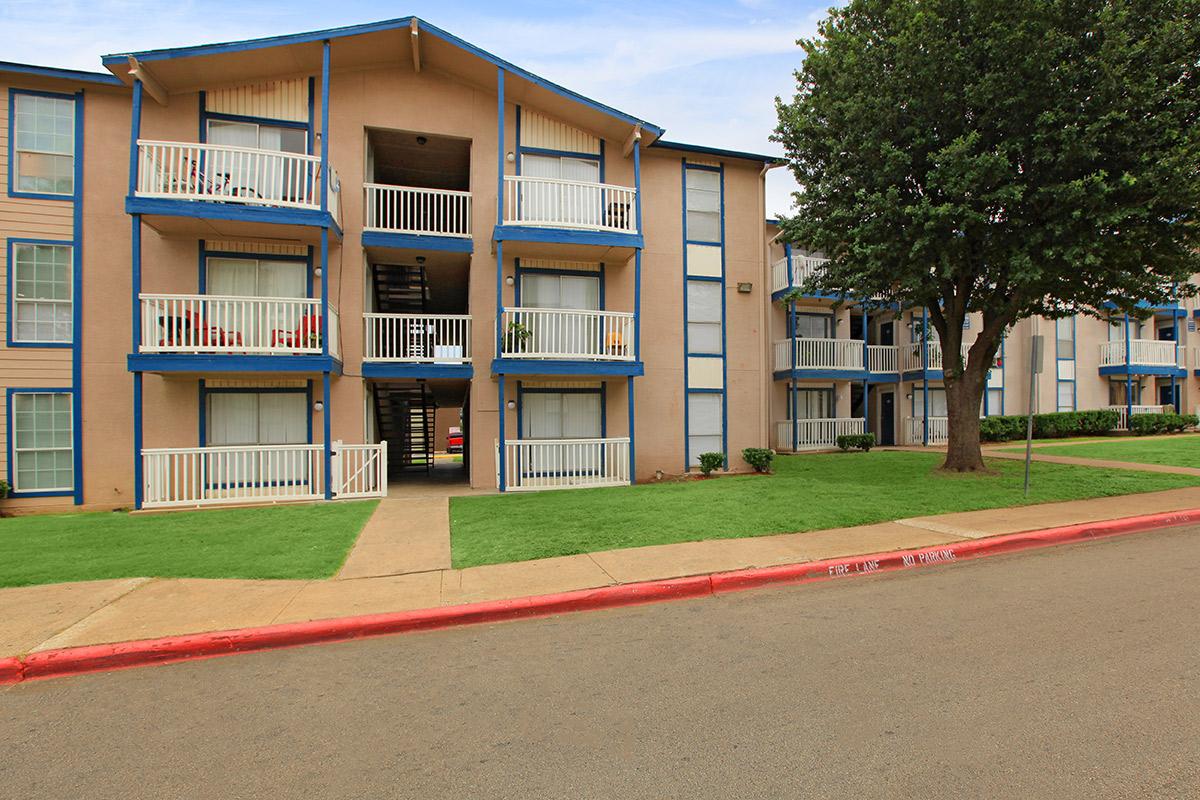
4;509;1198;686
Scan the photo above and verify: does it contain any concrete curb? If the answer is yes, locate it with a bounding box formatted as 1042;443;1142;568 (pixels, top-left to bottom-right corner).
4;508;1198;686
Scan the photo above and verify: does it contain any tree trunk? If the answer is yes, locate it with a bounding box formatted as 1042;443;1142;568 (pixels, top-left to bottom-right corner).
941;354;990;472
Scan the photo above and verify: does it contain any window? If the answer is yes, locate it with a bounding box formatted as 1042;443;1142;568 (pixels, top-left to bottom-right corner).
793;313;832;339
685;169;720;242
791;388;833;420
687;281;722;354
1057;382;1076;412
520;392;602;439
10;392;74;492
206;120;307;201
520;154;602;225
12;93;75;196
1109;380;1142;406
687;393;723;466
10;242;73;344
913;388;948;418
206;391;308;446
986;388;1003;415
1055;317;1074;359
519;273;600;311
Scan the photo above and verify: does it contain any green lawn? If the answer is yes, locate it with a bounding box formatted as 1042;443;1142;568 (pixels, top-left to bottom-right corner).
1001;435;1200;469
0;500;378;588
449;451;1200;568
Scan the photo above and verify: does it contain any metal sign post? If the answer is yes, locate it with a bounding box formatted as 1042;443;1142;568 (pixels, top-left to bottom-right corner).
1024;334;1044;496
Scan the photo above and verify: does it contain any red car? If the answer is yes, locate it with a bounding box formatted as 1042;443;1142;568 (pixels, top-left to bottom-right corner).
446;426;463;454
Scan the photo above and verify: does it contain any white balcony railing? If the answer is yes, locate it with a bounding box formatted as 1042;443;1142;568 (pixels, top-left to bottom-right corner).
364;183;472;237
500;308;634;361
498;437;631;491
905;416;949;446
770;254;831;294
773;337;864;372
142;442;386;508
142;444;325;508
135;140;338;213
867;344;898;373
1099;340;1180;368
1105;404;1172;431
363;314;471;363
502;175;637;234
774;418;865;451
140;294;338;356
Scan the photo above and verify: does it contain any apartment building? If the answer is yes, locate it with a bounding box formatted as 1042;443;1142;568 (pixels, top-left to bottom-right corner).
766;233;1199;450
1;17;1194;513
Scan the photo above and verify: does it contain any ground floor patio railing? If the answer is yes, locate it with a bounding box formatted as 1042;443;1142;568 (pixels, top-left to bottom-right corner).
774;418;866;451
497;437;631;491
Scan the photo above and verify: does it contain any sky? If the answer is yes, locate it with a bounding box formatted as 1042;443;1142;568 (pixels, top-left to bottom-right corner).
1;0;831;216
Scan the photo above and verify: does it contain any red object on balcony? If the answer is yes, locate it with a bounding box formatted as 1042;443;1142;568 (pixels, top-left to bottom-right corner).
157;309;243;349
271;314;323;350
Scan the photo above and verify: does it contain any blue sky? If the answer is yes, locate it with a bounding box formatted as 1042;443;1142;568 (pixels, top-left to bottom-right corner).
2;0;831;214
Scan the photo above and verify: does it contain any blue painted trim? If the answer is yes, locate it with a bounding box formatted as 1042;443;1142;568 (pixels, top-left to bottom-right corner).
202;110;310;132
71;89;85;504
491;359;644;377
774;369;881;382
1099;364;1186;378
320;227;329;357
362;363;474;380
307;78;316;153
5;238;74;349
1055;316;1077;411
497;377;507;492
8;88;78;201
515;105;521;175
127;354;340;373
133;372;143;509
495;240;505;361
517;144;604;162
124;196;339;230
127;80;143;197
6;387;78;498
633;141;642;360
101;18;665;138
627;378;636;485
0;60;123;86
360;230;473;253
680;159;689;469
492;225;643;250
650;139;779;163
497;68;506;228
319;40;330;213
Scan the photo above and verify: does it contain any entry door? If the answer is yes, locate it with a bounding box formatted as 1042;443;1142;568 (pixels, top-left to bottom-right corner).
879;321;895;347
880;391;896;446
207;120;308;201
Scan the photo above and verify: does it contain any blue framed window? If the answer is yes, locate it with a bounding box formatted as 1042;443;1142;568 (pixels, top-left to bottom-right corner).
1055;316;1076;411
7;239;73;346
7;389;74;496
9;90;77;199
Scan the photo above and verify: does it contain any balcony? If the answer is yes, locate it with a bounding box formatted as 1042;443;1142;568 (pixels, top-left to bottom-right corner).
772;337;866;374
496;175;640;259
494;308;640;376
497;437;631;491
1098;340;1183;375
132;294;339;372
770;254;830;296
141;441;386;509
363;183;472;251
905;416;949;446
1105;404;1172;431
774;418;865;451
130;140;341;239
362;313;473;379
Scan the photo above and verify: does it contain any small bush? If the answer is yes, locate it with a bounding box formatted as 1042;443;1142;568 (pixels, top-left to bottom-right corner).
836;433;875;452
1130;412;1197;435
1181;414;1199;430
0;479;9;499
979;415;1028;442
697;452;725;475
742;447;775;473
1077;409;1121;435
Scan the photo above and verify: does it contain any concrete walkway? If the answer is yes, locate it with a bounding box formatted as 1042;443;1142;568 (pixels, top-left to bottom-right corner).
5;484;1200;658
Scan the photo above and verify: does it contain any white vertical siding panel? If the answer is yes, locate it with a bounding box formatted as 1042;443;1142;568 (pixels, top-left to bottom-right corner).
206;78;309;123
521;109;600;155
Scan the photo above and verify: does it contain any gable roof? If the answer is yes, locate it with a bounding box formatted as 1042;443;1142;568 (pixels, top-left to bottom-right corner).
0;60;123;87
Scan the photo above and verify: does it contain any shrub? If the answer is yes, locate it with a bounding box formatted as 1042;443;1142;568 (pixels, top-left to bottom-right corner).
0;479;9;499
836;433;875;452
1181;414;1199;431
1129;413;1167;435
1077;409;1120;436
697;452;725;475
980;415;1028;442
741;447;775;473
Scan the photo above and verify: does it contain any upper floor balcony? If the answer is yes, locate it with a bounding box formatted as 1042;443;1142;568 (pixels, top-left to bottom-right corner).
364;184;472;239
131;293;340;373
496;175;640;260
130;140;341;240
361;313;473;379
494;307;641;376
770;254;830;297
772;337;901;379
1098;339;1184;375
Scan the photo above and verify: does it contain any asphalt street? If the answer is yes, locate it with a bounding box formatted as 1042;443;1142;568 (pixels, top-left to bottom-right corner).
3;525;1198;799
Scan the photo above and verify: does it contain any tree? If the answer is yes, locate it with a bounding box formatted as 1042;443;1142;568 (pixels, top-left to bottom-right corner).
774;0;1200;471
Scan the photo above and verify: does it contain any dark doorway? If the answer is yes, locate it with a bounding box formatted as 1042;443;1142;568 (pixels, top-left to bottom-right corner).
879;321;895;347
879;391;896;446
1159;383;1179;411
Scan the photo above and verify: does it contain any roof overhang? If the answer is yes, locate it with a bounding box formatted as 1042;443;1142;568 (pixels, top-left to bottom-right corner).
0;60;124;87
101;17;663;144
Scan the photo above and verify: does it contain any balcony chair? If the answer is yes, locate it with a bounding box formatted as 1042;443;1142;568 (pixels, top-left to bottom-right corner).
606;201;631;231
270;314;323;351
605;331;627;357
157;308;243;350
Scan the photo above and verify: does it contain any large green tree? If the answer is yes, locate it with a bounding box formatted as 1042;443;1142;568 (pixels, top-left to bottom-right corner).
774;0;1200;470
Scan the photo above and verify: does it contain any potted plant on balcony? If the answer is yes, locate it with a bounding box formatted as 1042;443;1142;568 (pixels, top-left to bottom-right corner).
505;321;532;353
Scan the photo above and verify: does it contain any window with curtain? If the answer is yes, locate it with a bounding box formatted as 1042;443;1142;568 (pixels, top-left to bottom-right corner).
793;313;832;339
13;93;75;196
206;120;307;201
685;168;720;243
1109;380;1142;406
1057;383;1076;412
521;391;603;472
520;154;602;224
206;391;309;486
11;392;73;492
11;242;73;343
790;388;834;420
519;273;600;310
687;393;723;466
207;257;308;345
687;281;722;354
1055;317;1075;359
913;388;948;417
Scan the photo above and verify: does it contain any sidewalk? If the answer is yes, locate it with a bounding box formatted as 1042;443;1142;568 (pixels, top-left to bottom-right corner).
5;485;1200;659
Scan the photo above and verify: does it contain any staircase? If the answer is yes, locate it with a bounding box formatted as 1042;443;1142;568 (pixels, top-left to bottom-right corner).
374;384;436;477
373;264;427;314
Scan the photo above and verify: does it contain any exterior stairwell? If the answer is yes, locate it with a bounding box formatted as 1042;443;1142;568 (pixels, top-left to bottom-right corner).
372;263;428;315
374;384;436;477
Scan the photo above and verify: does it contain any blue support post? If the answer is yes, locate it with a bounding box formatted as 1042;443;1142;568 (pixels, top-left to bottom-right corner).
127;80;143;197
133;373;143;510
323;371;333;500
784;242;793;288
863;311;870;434
496;67;505;226
627;379;636;485
791;381;799;452
129;80;144;510
633;140;642;361
320;227;329;357
921;307;930;446
1172;313;1181;411
495;67;506;361
319;40;330;213
498;378;507;492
